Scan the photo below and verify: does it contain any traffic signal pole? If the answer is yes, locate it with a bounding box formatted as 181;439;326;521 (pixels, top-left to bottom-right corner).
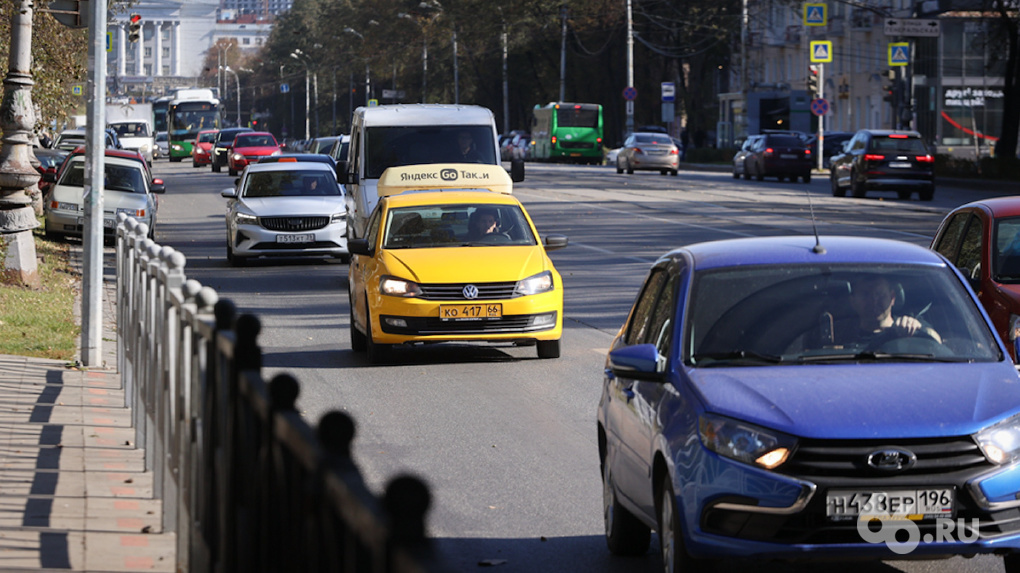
817;63;824;172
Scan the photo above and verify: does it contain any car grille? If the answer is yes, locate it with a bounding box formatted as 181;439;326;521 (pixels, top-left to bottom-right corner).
418;281;519;301
260;216;330;232
782;436;990;479
379;312;556;335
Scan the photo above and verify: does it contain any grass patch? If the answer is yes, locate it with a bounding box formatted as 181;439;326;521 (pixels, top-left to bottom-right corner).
0;222;79;360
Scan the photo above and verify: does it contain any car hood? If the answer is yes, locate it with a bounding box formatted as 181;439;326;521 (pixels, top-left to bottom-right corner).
234;146;278;155
381;246;549;283
240;196;345;215
688;363;1020;438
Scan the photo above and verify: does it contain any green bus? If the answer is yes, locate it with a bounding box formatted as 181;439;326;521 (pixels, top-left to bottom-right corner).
166;89;222;162
530;102;604;164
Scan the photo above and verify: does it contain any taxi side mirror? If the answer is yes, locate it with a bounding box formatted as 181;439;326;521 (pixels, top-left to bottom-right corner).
510;159;525;182
543;234;568;251
347;238;371;256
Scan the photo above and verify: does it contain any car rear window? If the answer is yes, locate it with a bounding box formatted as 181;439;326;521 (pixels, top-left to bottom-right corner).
870;136;927;153
767;135;804;147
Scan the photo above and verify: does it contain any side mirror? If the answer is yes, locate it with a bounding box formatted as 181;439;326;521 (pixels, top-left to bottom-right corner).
510;158;525;182
220;188;237;198
42;172;56;183
336;160;349;184
544;234;568;251
607;344;666;382
347;238;371;256
151;179;166;194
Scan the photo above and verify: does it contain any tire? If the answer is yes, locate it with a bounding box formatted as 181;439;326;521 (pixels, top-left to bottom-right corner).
364;301;390;364
171;155;181;163
742;172;750;180
226;244;247;267
349;293;366;351
754;164;764;181
659;475;697;573
919;188;934;201
660;170;668;176
831;173;845;197
228;167;237;177
603;461;651;556
671;170;678;177
212;163;221;173
732;171;739;179
537;339;560;359
851;172;867;198
897;190;912;200
44;226;64;242
802;174;811;183
616;159;624;174
627;164;634;175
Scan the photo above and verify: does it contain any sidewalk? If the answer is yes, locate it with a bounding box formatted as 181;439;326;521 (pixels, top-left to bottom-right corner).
0;244;175;571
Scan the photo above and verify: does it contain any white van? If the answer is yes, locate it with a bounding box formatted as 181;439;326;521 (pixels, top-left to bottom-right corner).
338;104;524;239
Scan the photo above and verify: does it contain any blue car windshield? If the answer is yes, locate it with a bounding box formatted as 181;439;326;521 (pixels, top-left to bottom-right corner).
686;264;1001;366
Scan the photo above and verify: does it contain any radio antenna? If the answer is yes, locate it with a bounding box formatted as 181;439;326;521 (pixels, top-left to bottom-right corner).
806;188;826;254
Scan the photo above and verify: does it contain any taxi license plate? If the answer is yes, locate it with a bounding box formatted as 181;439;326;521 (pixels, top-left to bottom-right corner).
440;303;502;321
889;162;912;168
826;488;954;521
277;234;313;243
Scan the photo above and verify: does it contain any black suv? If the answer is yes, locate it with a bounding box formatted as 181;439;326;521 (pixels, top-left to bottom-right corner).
211;127;254;173
829;129;935;200
743;132;813;183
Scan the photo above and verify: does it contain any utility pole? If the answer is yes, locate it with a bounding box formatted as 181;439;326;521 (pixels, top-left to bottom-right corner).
0;0;41;288
559;5;567;102
625;0;634;137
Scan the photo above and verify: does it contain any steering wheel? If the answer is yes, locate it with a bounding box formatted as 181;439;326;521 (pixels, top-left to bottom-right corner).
864;326;941;353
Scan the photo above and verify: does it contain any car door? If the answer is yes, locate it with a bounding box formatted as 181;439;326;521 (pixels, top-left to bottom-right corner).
605;265;679;515
350;206;384;335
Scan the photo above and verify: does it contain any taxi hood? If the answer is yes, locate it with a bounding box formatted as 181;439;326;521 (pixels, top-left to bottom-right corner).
689;362;1020;439
381;246;549;284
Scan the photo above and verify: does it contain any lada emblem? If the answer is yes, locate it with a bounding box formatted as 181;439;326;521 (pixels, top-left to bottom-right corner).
462;284;479;299
867;448;916;472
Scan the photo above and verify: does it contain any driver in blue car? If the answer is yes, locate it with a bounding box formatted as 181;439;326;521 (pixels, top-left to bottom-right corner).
825;274;942;346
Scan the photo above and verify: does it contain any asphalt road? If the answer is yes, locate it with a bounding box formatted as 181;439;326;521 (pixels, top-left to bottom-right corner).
147;158;1016;573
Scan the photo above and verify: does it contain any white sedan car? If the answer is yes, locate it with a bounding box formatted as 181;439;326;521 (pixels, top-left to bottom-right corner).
221;161;348;266
44;153;164;241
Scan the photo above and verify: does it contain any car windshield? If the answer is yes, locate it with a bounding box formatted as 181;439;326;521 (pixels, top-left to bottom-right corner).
198;132;216;143
235;134;276;147
870;136;928;153
58;160;145;194
633;134;671;145
686;263;1000;366
364;125;498;178
111;123;150;137
767;135;804;147
382;203;537;249
242;170;340;198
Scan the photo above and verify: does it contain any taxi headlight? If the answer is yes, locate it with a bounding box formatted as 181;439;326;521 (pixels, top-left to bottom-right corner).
234;212;258;225
699;413;796;470
380;275;421;298
975;414;1020;465
515;270;553;296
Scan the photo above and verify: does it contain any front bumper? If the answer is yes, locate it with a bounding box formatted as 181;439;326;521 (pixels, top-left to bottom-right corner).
369;288;562;345
229;218;348;259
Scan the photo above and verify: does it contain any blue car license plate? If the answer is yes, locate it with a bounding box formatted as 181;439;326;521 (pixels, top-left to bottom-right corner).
826;488;954;521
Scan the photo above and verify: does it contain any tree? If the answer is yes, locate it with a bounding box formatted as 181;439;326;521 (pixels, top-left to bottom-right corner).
987;0;1019;161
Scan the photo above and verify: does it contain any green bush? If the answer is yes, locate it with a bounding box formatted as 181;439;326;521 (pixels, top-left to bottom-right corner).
686;147;737;164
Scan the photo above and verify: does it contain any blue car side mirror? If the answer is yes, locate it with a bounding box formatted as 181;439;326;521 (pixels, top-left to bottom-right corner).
608;344;666;382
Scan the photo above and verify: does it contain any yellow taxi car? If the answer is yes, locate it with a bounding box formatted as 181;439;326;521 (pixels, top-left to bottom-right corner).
347;163;567;363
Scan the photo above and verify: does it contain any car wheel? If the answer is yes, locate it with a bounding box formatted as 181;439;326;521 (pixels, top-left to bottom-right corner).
1004;553;1020;573
831;173;846;197
802;174;811;183
851;172;867;198
212;163;221;173
228;167;237;177
537;339;560;359
349;293;366;352
616;159;624;174
364;300;390;364
603;461;650;556
626;163;634;175
671;170;678;176
754;164;764;181
659;475;697;573
732;171;739;179
742;171;750;180
897;190;912;200
226;244;246;267
919;188;934;201
44;226;64;242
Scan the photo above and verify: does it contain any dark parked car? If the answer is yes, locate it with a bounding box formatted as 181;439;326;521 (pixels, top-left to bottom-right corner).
829;129;935;200
742;132;813;182
931;197;1020;361
732;135;763;179
211;127;254;173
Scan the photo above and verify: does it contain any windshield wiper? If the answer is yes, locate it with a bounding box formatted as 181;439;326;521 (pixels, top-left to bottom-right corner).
693;350;786;366
798;352;968;363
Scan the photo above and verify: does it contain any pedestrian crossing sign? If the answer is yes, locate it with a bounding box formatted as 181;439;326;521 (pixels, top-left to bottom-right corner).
804;3;827;26
888;42;910;66
810;41;833;63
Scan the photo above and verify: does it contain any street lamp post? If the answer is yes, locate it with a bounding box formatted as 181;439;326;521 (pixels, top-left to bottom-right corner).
290;50;312;140
221;65;240;126
343;27;371;106
398;12;429;103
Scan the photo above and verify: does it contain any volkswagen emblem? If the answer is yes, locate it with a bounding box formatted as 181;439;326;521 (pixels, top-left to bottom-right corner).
462;284;479;299
866;448;916;472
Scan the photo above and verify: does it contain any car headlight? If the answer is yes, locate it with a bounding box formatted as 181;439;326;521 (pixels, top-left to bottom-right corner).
232;153;243;161
699;413;796;470
380;275;422;298
234;212;258;225
515;270;553;296
116;207;145;217
974;413;1020;465
271;149;281;156
330;211;346;223
171;143;182;151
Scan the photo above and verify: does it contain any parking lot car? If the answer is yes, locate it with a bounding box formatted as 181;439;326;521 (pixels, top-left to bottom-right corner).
830;129;935;200
616;132;680;176
742;132;813;182
931;197;1020;361
191;129;218;167
45;151;164;241
598;235;1020;571
346;163;567;363
211;127;254;173
731;135;762;179
227;131;280;176
221;161;347;266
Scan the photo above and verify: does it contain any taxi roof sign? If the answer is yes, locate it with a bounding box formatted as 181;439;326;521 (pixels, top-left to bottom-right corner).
377;164;513;198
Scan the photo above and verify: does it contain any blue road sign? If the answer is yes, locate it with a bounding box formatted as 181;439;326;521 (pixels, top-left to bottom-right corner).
280;83;290;94
804;3;827;26
888;43;910;66
810;98;830;116
810;41;833;63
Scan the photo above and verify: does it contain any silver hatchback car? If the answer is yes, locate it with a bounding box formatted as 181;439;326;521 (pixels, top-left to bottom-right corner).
221;161;348;265
616;132;680;176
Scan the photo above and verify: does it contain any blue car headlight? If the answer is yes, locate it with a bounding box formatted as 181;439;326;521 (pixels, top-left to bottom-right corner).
974;413;1020;465
515;270;553;296
380;275;422;298
699;413;797;470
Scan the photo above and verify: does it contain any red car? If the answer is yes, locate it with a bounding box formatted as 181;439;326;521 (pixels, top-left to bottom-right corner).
227;131;280;176
191;129;218;168
931;197;1020;360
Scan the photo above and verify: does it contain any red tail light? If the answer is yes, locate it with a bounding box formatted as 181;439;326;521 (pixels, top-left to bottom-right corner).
765;147;774;156
633;147;645;155
551;136;557;144
889;134;908;139
805;149;811;155
669;148;679;155
916;155;934;163
864;154;885;161
596;137;602;144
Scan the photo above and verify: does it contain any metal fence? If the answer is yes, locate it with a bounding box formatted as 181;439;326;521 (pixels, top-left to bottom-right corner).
114;215;443;572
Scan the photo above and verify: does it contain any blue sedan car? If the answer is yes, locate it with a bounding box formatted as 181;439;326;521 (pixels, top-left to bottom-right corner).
598;235;1020;571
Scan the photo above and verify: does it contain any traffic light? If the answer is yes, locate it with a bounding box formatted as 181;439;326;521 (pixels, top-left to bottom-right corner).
128;14;141;43
807;65;820;97
882;69;897;103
